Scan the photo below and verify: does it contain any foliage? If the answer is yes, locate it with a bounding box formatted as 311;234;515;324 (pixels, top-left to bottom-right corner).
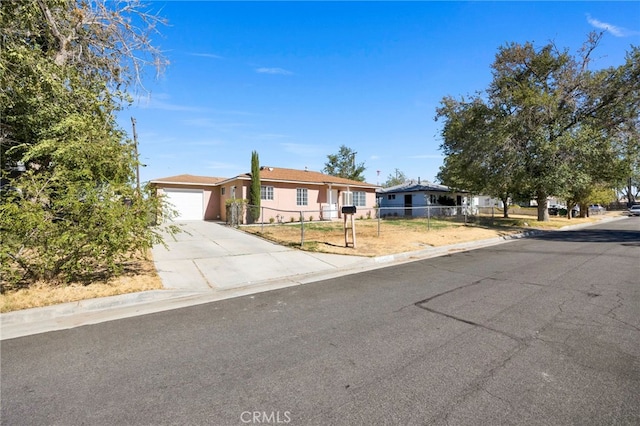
383;169;407;187
436;34;640;221
0;0;172;288
436;97;522;218
323;145;366;182
614;117;640;205
248;151;260;223
225;199;247;226
588;186;618;206
0;176;173;291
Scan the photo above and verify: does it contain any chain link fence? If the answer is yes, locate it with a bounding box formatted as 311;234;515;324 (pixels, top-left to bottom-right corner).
231;202;613;248
231;204;508;246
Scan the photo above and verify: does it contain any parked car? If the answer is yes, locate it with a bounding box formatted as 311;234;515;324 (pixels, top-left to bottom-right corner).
548;204;566;216
628;204;640;216
588;204;606;214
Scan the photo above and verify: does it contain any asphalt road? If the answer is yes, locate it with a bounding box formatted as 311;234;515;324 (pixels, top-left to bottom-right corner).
2;218;639;425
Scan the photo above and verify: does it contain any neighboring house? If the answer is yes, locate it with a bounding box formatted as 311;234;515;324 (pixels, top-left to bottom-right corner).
476;196;571;210
150;167;379;222
526;197;563;207
377;180;472;217
474;195;506;209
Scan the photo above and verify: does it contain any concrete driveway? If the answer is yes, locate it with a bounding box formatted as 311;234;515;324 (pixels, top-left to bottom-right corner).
152;221;368;291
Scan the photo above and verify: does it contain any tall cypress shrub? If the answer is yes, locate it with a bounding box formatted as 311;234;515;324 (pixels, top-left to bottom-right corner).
249;151;261;223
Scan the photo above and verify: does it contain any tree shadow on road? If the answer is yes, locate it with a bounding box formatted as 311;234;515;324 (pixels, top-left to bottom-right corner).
531;227;640;246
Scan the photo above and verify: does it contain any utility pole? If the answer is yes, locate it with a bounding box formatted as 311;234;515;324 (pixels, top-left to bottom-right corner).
131;117;141;195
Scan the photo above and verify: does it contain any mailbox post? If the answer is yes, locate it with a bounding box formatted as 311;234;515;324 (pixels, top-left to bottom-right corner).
342;206;357;248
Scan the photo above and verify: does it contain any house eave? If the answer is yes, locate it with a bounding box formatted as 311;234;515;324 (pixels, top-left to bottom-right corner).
219;175;378;189
150;180;220;187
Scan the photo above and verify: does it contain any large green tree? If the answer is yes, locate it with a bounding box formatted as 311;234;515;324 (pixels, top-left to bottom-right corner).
383;168;408;188
437;34;640;221
437;97;524;218
0;0;172;289
613;114;640;206
323;145;366;182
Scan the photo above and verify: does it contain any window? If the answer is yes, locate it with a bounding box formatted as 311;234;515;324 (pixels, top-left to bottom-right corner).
387;194;396;200
353;191;366;207
429;194;437;204
296;188;308;206
342;191;353;206
221;187;226;195
260;185;274;200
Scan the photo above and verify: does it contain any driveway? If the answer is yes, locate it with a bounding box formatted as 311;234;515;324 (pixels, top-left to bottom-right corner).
152;221;368;291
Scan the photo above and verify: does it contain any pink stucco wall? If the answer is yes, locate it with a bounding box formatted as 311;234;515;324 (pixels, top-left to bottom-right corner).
256;183;377;223
156;179;378;223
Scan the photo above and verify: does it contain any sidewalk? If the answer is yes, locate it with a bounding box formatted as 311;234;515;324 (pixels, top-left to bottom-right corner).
1;217;625;340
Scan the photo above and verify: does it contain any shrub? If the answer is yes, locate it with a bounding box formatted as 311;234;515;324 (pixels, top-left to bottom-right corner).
225;199;247;225
0;175;176;291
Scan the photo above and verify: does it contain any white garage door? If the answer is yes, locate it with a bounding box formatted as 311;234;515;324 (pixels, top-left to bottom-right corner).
163;189;204;221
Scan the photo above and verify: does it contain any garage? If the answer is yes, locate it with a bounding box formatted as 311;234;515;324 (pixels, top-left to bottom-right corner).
163;189;203;221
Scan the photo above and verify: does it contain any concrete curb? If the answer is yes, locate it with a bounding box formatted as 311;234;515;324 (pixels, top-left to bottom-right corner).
1;215;627;340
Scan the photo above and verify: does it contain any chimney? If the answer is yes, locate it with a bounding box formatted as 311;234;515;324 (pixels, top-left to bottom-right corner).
418;177;421;184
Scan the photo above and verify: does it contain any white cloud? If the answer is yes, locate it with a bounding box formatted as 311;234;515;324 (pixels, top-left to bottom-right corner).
131;93;207;112
586;15;638;37
256;67;293;75
188;52;224;59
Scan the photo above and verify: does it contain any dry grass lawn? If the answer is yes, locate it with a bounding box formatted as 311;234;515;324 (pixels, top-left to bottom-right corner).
0;211;622;313
0;258;163;313
241;213;616;257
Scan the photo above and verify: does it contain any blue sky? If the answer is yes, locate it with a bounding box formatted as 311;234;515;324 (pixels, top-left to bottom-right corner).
118;1;640;186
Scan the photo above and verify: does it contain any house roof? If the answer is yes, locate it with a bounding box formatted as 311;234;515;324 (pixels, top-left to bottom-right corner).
377;180;466;194
151;168;379;189
149;174;225;186
230;166;379;189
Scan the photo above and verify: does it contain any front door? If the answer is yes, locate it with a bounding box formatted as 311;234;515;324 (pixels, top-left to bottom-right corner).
404;194;412;217
326;189;338;218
